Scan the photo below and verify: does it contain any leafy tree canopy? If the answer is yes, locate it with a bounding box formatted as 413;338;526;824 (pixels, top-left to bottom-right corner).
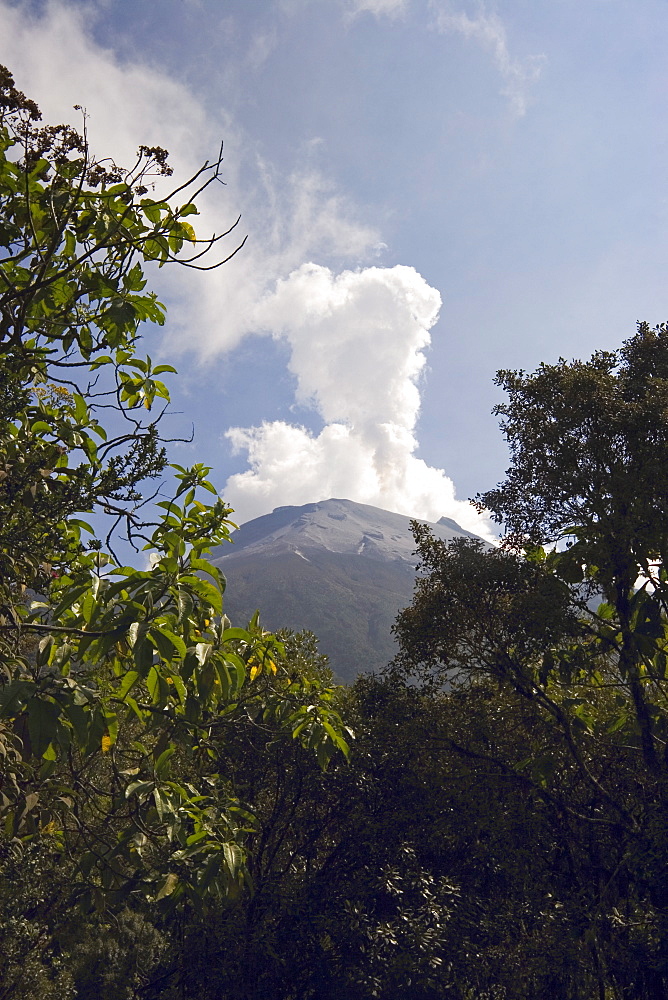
393;323;668;997
0;65;351;914
479;322;668;593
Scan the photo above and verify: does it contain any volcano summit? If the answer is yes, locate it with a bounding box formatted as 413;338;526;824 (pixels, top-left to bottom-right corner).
211;499;482;682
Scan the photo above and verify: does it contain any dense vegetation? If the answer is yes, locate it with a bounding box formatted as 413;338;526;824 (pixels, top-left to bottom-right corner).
3;65;668;999
0;66;350;998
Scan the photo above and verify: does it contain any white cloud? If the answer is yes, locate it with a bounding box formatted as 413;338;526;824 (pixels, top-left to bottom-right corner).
344;0;409;20
0;0;492;537
0;1;214;176
0;0;379;357
254;263;436;427
246;27;279;70
431;1;544;117
223;264;494;538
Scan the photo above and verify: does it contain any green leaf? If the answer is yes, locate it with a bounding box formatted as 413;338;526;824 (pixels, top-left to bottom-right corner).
124;696;147;725
0;679;36;715
177;589;194;624
221;653;246;697
144;663;157;700
195;642;212;666
150;626;186;661
153;787;168;820
117;669;140;701
129;622;154;675
605;712;628;735
27;697;61;758
30;420;53;434
179;221;196;243
167;671;187;705
126;780;154;800
186;830;208;847
65;703;90;749
104;712;118;746
189;557;223;584
222;627;253;643
180;576;222;615
73;393;88;422
322;718;350;758
155;746;175;779
222;841;243;877
81;590;95;624
154;872;179;901
197;662;216;699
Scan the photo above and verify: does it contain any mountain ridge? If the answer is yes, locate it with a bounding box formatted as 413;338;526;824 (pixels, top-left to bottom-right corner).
216;497;480;563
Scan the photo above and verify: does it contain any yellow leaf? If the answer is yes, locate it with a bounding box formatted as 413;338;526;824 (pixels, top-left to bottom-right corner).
101;732;112;753
181;221;196;244
267;659;277;675
250;664;260;682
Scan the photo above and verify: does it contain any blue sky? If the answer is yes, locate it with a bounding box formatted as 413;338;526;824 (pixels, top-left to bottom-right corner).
3;0;667;538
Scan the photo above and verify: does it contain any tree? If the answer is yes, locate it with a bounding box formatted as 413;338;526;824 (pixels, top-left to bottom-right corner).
0;64;351;929
476;322;668;788
394;323;668;998
0;64;185;586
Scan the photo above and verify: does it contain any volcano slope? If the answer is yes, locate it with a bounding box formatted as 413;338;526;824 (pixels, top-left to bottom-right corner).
211;498;482;683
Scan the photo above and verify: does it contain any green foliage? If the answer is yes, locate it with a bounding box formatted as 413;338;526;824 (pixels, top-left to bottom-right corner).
393;323;668;998
479;322;668;588
0;64;351;923
0;65;186;589
123;671;617;999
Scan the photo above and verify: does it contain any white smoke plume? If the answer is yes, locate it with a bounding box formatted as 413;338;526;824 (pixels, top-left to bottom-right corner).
223;264;494;538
